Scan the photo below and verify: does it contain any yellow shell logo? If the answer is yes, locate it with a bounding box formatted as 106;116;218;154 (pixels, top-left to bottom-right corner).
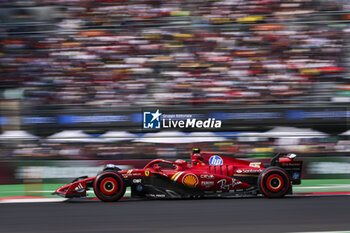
145;171;150;176
182;174;198;187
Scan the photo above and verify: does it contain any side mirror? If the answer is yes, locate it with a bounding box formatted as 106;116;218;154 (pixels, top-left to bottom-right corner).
287;153;297;160
153;164;162;171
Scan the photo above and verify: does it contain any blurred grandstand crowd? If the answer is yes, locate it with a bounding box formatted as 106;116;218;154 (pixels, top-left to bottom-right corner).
0;0;349;106
1;0;350;160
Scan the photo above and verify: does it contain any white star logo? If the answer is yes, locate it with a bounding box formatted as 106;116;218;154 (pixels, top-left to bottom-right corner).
151;109;162;122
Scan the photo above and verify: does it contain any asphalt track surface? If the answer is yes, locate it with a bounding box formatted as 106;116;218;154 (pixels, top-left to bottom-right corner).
0;196;350;233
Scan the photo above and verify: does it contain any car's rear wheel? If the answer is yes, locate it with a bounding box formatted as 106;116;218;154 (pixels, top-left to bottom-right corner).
94;171;126;202
258;167;290;198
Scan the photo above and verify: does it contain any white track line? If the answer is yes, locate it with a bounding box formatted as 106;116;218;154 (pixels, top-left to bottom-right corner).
0;191;53;193
294;184;350;190
0;190;131;194
0;198;68;204
289;231;350;233
0;190;132;204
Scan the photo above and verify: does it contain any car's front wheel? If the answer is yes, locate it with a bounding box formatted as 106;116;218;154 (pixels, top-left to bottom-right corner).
258;167;290;198
94;171;126;202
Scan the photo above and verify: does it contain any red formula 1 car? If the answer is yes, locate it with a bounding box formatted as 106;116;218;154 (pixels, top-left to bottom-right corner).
53;148;302;201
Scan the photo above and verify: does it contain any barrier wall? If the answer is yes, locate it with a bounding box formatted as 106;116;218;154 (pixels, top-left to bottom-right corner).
5;104;348;135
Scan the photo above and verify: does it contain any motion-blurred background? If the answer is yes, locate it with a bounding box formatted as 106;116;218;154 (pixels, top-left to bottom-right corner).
0;0;350;197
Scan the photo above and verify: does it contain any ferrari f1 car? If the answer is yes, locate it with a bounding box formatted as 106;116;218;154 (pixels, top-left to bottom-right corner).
53;148;302;201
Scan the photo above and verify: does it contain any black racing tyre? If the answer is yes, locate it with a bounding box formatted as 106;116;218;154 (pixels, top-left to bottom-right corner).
93;171;126;202
258;167;290;198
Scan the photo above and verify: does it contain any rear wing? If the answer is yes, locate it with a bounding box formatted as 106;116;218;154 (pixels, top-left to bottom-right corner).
270;153;303;185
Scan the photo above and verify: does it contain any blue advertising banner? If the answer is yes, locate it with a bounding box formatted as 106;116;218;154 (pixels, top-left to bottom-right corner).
15;105;349;132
